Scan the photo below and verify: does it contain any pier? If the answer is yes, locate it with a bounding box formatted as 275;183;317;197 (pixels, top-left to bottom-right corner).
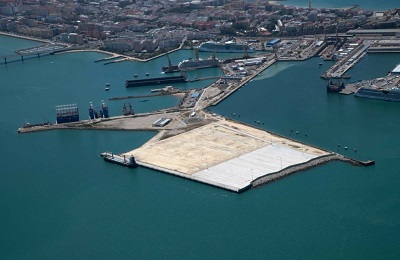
322;40;370;79
0;44;67;65
94;55;122;63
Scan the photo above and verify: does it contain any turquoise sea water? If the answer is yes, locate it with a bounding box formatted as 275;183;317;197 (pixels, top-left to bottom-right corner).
2;32;400;259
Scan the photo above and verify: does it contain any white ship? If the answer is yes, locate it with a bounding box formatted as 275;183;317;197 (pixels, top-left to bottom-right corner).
198;41;255;53
178;49;220;71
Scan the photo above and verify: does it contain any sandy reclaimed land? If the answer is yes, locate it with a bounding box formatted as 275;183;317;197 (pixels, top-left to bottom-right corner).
124;120;329;175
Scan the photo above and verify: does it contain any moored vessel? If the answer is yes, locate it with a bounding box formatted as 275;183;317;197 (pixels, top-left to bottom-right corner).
125;75;187;87
199;40;255;53
100;152;137;168
178;49;220;71
355;86;400;102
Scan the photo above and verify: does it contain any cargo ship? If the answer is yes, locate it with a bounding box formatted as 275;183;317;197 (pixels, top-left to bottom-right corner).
354;86;400;102
100;152;137;168
198;41;255;53
178;49;220;71
56;104;79;124
125;75;187;87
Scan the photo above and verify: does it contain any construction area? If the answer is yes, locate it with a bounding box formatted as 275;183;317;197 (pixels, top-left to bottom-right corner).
123;119;330;192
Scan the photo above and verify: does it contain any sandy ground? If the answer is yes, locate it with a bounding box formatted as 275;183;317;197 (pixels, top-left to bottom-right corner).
124;119;329;175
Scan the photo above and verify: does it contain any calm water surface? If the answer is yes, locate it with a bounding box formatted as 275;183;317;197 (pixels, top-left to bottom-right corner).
1;33;400;259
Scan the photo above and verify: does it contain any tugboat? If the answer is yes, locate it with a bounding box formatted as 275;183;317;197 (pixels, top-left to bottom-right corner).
327;77;344;92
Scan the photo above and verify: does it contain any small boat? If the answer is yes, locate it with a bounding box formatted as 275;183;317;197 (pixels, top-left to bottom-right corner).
134;74;138;77
105;87;110;91
146;73;150;76
106;83;110;86
139;99;149;102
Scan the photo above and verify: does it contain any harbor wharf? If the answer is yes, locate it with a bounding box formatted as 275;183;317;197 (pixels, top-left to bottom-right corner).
17;110;185;133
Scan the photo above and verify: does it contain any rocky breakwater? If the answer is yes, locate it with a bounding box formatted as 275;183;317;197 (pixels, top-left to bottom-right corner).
251;153;374;189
